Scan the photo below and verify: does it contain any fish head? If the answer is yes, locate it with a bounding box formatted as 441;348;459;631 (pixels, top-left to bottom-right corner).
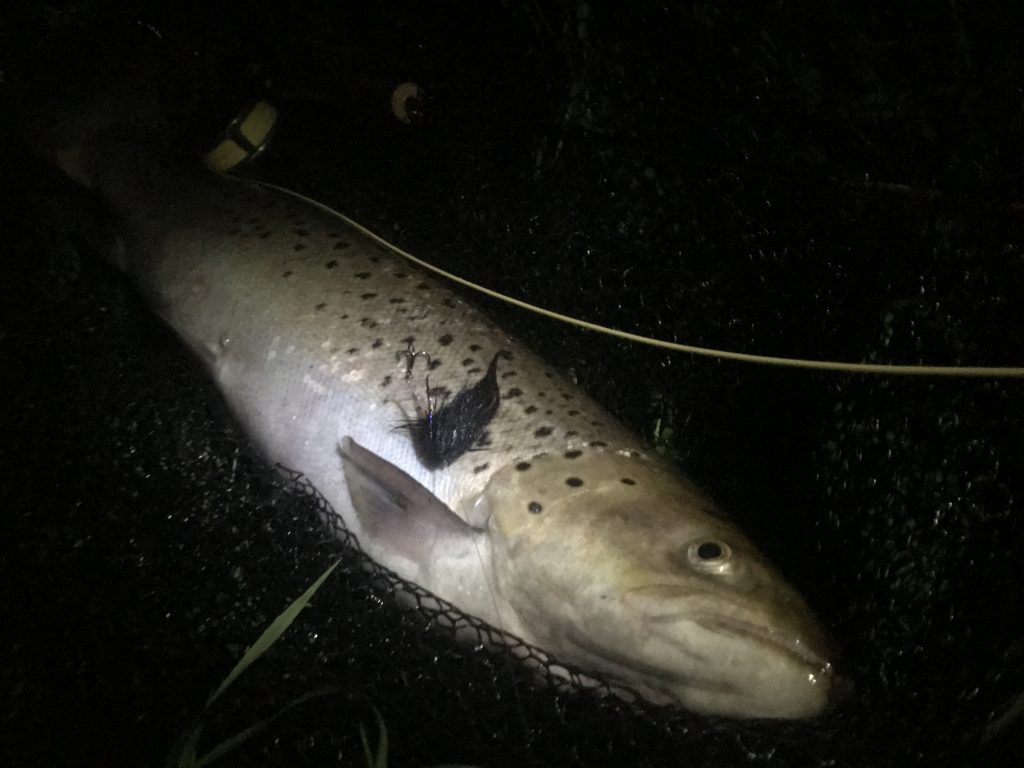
479;448;838;719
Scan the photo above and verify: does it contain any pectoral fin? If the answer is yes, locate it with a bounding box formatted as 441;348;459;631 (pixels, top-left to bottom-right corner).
339;436;481;562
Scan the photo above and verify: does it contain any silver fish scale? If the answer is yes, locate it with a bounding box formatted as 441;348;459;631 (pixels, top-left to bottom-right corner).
134;173;645;523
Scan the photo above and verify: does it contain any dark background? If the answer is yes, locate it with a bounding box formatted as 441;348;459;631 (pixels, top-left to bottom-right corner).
1;2;1023;766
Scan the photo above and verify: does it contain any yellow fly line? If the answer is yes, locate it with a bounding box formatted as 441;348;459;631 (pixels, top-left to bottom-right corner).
255;180;1024;378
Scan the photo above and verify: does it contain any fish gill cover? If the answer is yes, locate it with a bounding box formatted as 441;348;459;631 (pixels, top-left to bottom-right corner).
1;1;1023;766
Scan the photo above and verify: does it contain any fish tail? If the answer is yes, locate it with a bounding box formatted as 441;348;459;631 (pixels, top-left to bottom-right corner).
18;85;160;190
7;43;172;191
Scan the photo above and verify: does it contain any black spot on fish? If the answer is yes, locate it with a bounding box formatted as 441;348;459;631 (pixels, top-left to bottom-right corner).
500;371;516;379
566;430;578;437
315;302;327;311
590;440;607;447
506;388;522;398
438;334;453;346
566;477;583;488
443;297;456;307
360;293;377;300
282;270;293;278
334;241;350;250
402;354;502;469
568;409;580;416
293;243;306;252
528;501;543;514
428;359;442;370
461;358;474;367
416;282;430;290
515;462;531;471
395;272;408;278
389;297;405;304
371;339;383;349
565;450;582;459
544;371;554;378
381;375;392;387
534;426;553;438
346;347;359;354
355;272;371;279
467;367;482;374
469;344;482;352
545;410;553;416
359;318;378;328
370;255;381;263
621;478;636;485
473;463;490;474
325;260;339;269
524;405;537;414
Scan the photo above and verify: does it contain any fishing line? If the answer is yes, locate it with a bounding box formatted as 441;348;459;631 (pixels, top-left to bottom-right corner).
254;180;1024;378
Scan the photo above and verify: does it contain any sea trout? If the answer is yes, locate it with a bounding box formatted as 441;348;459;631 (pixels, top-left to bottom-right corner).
25;96;837;719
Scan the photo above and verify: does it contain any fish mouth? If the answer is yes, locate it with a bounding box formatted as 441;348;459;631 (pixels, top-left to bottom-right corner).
691;613;853;716
619;585;836;673
563;628;737;697
693;613;835;673
564;616;846;716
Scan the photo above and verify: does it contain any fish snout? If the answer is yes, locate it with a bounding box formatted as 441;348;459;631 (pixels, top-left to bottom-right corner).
681;611;843;718
782;620;852;716
792;619;853;713
703;611;836;674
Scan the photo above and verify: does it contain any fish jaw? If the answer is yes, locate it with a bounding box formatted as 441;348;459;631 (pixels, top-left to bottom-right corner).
481;448;838;719
588;588;836;719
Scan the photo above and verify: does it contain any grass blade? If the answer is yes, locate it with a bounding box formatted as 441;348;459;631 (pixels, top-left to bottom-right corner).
359;706;388;768
194;685;345;767
205;558;342;708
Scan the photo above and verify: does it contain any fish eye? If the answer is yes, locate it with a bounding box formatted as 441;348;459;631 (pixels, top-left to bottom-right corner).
687;539;733;574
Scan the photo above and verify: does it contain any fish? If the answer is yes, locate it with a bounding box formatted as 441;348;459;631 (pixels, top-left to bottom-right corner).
22;92;838;719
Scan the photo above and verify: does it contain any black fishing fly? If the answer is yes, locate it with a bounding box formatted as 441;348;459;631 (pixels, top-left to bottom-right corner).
403;353;502;469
